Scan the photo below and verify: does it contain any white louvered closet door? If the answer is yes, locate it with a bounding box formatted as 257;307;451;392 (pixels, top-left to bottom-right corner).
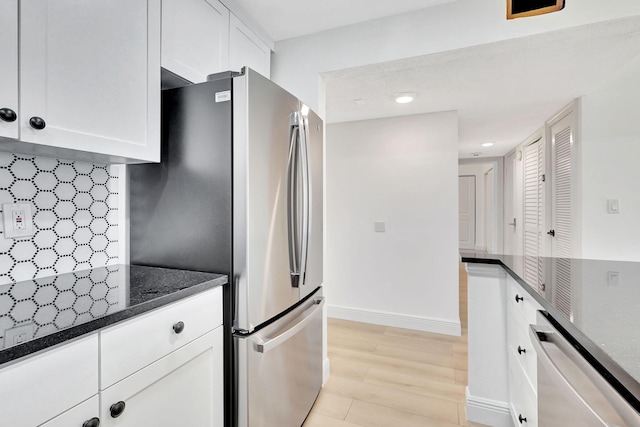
550;111;575;318
522;137;545;293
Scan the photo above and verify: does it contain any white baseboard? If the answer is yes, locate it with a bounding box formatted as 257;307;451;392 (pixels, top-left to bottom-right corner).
322;357;330;385
465;387;512;427
327;305;461;336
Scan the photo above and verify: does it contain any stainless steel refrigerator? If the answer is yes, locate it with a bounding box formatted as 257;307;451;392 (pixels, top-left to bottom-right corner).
129;68;324;427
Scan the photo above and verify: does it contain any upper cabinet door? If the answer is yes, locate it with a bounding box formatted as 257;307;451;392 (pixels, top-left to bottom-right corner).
229;13;271;78
162;0;230;83
0;0;19;139
19;0;160;163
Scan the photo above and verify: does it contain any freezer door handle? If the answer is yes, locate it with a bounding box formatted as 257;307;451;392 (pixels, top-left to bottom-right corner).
256;297;324;353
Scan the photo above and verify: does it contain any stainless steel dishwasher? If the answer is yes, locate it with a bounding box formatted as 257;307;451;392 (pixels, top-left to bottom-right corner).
530;313;640;427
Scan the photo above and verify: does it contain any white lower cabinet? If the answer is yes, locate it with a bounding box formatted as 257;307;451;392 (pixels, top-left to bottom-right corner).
0;334;99;427
0;287;224;427
100;327;223;427
40;396;100;427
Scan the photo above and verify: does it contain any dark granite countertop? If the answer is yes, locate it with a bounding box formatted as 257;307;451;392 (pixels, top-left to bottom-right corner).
461;252;640;412
0;264;227;365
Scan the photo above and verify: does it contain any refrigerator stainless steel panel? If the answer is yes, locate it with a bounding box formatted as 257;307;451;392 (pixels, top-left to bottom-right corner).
235;287;323;427
233;70;322;332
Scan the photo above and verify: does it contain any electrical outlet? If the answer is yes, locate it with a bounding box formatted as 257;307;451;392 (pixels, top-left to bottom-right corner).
2;203;34;238
4;323;35;348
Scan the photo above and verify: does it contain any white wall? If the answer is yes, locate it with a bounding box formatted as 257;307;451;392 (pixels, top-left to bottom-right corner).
580;54;640;261
458;163;495;251
325;112;460;335
271;0;640;115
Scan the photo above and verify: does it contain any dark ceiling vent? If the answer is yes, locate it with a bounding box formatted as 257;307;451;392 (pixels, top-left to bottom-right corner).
507;0;565;19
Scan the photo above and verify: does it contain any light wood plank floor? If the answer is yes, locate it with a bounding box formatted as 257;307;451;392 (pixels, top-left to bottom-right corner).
303;263;488;427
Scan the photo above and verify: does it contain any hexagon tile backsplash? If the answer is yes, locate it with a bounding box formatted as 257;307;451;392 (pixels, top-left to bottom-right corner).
0;152;119;286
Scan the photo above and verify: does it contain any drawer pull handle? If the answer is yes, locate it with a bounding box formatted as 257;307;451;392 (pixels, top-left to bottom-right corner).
29;116;46;130
82;418;101;427
110;401;126;418
515;294;524;303
518;414;527;423
0;108;17;122
172;321;185;334
517;345;526;355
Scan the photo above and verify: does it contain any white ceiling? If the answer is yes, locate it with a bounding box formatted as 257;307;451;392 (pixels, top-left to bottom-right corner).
233;0;456;41
322;17;640;158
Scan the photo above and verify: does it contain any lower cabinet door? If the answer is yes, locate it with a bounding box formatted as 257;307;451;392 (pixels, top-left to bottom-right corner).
100;327;223;427
39;396;100;427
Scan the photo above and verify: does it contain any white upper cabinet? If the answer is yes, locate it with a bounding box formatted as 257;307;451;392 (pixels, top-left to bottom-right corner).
0;0;19;139
162;0;230;83
6;0;161;163
229;13;271;78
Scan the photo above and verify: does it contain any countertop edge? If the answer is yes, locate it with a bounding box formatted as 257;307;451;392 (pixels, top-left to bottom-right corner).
462;255;640;413
0;275;228;367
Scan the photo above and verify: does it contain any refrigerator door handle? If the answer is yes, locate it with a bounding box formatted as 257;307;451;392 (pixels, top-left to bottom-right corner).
299;110;312;286
288;112;301;287
256;297;324;353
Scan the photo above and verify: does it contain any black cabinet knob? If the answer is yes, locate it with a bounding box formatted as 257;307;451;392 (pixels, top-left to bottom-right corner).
110;401;126;418
519;414;527;423
547;229;555;237
515;294;524;303
0;108;17;122
172;321;185;334
82;417;100;427
518;346;526;355
29;116;46;130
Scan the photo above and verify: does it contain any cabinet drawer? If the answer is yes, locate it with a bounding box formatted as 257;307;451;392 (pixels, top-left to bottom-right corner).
100;327;223;427
40;395;99;427
507;312;537;391
100;287;222;389
0;334;99;427
506;277;542;324
509;354;538;427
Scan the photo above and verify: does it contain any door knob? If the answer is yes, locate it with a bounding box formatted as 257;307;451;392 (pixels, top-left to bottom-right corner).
110;401;126;418
515;294;524;303
29;116;46;130
519;414;527;423
0;108;17;122
517;345;526;355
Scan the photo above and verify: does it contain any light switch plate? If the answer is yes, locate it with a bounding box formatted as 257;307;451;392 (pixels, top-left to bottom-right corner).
607;199;620;214
2;203;34;238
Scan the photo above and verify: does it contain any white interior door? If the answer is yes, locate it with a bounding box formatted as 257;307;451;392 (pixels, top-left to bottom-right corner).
550;110;575;317
484;168;494;253
458;175;476;250
504;151;517;255
523;136;545;293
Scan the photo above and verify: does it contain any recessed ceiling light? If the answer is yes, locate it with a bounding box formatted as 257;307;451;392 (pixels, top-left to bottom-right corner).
482;142;494;147
394;93;416;104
